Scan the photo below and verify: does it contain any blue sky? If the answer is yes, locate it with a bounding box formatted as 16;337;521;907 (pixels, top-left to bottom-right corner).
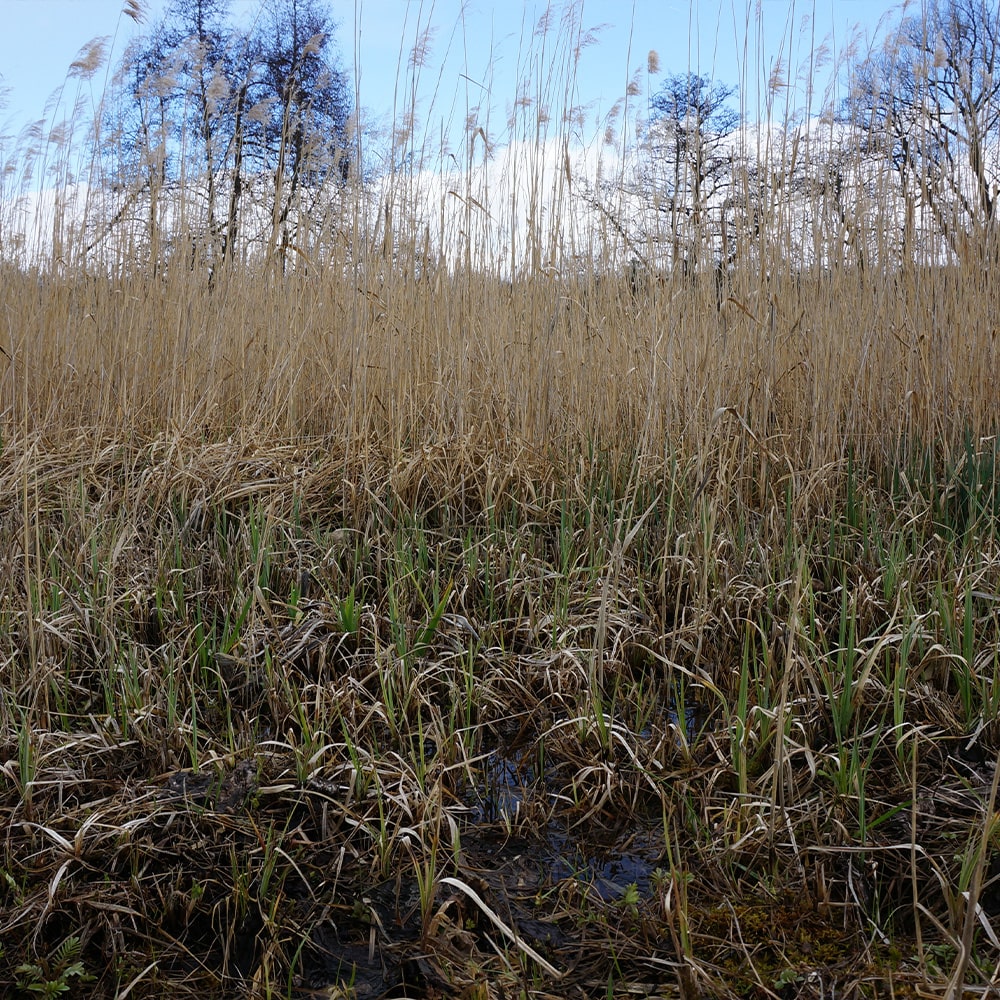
0;0;905;151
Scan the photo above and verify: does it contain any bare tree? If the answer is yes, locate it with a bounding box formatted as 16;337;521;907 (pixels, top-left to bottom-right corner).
842;0;1000;265
101;31;177;270
253;0;353;263
164;0;232;257
646;72;740;271
100;0;353;272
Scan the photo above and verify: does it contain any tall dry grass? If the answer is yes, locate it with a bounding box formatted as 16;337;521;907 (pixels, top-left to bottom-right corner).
2;248;996;478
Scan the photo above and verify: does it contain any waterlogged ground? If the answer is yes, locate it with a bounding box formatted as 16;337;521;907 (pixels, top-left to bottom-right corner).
2;440;1000;997
149;736;683;996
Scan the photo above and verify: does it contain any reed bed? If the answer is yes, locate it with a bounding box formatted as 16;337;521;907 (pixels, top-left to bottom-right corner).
2;3;1000;998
